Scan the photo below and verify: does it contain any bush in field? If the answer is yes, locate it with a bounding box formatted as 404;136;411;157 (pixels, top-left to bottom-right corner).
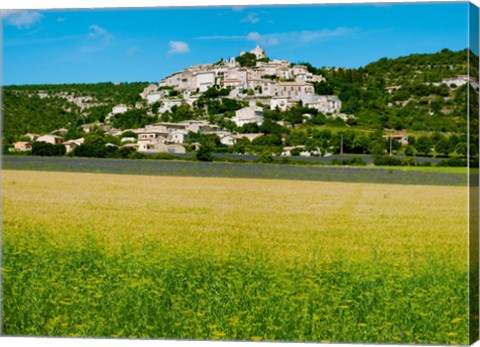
436;157;468;167
330;157;367;166
374;156;403;166
404;146;415;157
72;134;108;158
31;142;66;156
150;153;178;160
117;146;137;159
345;157;367;166
258;151;274;163
196;144;213;162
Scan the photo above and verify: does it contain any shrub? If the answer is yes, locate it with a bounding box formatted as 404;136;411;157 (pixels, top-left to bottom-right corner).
196;145;213;162
374;156;403;166
258;151;274;163
31;142;66;156
436;157;468;167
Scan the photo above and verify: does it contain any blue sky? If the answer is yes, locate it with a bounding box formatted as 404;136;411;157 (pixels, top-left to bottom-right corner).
1;3;470;85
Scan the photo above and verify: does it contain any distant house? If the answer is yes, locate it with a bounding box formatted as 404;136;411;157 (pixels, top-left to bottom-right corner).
13;142;32;152
137;131;168;142
37;135;64;145
51;127;69;135
385;86;402;94
167;144;186;154
275;82;314;98
270;97;289;111
232;106;264;127
105;128;122;136
441;75;471;87
137;140;185;154
63;141;78;153
220;134;235;146
281;145;315;157
158;99;183;113
24;133;41;141
112;104;129;114
383;134;409;146
301;95;342;114
146;92;162;104
233;133;264;142
169;129;189;144
81;123;101;134
140;84;159;99
121;137;136;143
63;138;83;153
137;141;167;153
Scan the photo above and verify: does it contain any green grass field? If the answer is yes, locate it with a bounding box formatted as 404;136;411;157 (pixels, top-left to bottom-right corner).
2;170;469;343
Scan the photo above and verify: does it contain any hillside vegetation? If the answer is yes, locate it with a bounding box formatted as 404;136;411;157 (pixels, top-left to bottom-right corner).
2;82;148;144
304;49;469;132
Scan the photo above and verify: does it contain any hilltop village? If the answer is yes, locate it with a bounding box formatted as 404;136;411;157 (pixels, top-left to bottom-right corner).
147;45;341;115
12;46;348;158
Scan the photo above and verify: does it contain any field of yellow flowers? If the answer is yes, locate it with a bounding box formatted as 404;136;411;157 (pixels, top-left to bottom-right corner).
2;170;469;343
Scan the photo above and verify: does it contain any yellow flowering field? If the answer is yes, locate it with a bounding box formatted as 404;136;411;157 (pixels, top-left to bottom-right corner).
2;170;469;343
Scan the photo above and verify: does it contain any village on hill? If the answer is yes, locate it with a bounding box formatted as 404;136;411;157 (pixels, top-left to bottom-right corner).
9;46;473;166
12;46;350;158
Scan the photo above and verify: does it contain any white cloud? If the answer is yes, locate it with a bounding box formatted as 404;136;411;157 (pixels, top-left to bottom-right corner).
195;34;245;40
1;10;44;29
126;46;142;56
241;13;260;24
168;41;190;54
196;27;359;48
247;32;279;46
294;27;359;42
246;32;261;41
88;24;113;43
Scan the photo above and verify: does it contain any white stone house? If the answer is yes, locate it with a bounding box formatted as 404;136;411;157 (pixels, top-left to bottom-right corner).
140;84;159;99
383;134;409;146
63;139;83;153
301;95;342;114
13;142;32;151
270;97;289;111
177;120;210;133
137;140;167;153
275;82;315;98
167;144;186;154
195;71;216;92
37;135;64;145
441;75;471;87
232;106;264;127
158;99;184;113
220;134;235;146
233;133;264;142
121;137;136;143
250;45;266;59
137;140;185;154
137;131;168;143
169;130;189;144
281;145;316;157
146;92;163;104
112;104;128;114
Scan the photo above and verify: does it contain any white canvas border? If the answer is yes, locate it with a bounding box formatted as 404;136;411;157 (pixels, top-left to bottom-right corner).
1;1;479;347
